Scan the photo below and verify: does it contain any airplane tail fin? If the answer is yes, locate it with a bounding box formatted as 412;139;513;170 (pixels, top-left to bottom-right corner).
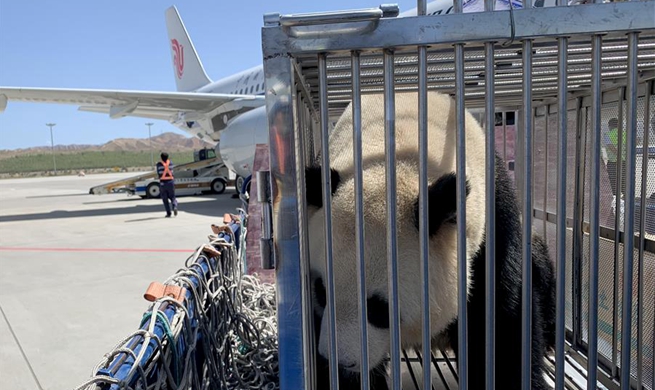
165;6;212;92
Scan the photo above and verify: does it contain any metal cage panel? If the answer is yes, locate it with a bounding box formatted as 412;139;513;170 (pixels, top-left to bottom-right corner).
261;2;655;389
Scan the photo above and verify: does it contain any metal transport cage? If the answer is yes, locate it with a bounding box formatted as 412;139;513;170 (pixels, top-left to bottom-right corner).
260;1;655;389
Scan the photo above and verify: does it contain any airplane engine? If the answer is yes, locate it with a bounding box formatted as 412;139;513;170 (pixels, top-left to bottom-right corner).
218;105;268;179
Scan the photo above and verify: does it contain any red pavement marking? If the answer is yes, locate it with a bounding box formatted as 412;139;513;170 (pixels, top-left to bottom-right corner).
0;247;194;253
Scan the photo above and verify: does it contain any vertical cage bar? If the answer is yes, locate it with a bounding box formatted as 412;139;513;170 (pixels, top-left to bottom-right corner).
295;92;317;390
637;81;651;390
503;111;508;162
482;2;496;387
351;50;370;390
417;0;426;14
383;49;402;390
517;109;525;211
554;35;568;390
516;110;522;200
521;38;534;390
453;0;463;14
264;55;308;390
417;1;431;388
484;35;496;390
612;86;626;378
318;53;340;390
532;109;537;212
543;111;549;237
454;40;469;390
484;0;494;12
620;32;639;390
573;98;586;347
587;33;603;390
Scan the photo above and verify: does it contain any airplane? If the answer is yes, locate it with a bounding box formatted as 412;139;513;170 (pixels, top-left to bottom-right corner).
0;0;549;191
0;6;268;190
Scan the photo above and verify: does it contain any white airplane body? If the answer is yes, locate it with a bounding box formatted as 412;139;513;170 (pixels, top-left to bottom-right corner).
0;1;546;181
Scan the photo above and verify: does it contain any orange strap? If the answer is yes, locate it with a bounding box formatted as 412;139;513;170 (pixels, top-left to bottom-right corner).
160;160;174;180
144;282;186;303
202;244;222;258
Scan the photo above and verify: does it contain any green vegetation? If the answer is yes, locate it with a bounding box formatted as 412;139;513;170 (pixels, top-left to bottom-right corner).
0;150;196;174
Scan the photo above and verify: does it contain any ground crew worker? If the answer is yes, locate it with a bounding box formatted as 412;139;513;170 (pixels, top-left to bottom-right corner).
604;117;627;198
156;152;178;217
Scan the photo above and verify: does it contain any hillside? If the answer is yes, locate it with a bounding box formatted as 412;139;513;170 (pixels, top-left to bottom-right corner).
0;132;214;159
0;132;215;177
0;150;197;176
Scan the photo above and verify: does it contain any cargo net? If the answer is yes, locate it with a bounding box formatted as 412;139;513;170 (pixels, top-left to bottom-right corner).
73;209;279;390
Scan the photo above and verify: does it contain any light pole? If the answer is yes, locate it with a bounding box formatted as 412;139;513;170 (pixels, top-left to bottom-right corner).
46;123;57;175
146;122;154;168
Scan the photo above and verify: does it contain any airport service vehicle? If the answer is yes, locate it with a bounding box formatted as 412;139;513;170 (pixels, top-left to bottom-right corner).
89;148;233;198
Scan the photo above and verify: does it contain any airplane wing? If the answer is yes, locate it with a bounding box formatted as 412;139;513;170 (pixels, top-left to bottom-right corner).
0;87;265;120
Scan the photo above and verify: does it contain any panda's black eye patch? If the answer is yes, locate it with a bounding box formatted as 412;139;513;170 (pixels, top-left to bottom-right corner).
413;172;471;236
314;277;326;308
305;166;341;208
367;294;389;329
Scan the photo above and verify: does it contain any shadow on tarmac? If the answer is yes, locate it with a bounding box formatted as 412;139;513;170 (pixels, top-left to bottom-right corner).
0;194;240;223
25;193;90;199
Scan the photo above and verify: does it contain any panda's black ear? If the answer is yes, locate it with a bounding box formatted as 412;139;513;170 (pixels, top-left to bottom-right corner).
305;166;341;208
413;173;471;236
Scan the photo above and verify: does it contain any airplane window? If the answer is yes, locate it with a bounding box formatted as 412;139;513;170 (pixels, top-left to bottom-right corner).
250;86;254;94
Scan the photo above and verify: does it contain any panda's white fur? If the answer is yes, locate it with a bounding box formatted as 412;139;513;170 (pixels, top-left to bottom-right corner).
306;91;556;390
308;91;487;370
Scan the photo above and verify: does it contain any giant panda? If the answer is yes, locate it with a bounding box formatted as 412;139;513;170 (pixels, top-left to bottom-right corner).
304;91;556;390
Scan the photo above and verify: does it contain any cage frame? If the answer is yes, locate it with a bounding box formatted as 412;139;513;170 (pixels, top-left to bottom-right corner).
260;2;655;389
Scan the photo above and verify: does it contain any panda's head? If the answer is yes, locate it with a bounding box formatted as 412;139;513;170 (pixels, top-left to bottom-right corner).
306;92;487;374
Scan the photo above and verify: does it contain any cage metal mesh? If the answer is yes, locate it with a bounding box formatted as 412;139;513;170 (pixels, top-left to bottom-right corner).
529;90;655;388
292;35;655;118
294;43;654;390
263;6;655;389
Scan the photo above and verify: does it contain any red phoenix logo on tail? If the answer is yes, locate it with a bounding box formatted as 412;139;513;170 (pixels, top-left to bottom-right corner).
171;39;184;79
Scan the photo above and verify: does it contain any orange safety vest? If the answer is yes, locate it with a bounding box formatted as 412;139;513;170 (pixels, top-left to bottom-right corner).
160;160;174;180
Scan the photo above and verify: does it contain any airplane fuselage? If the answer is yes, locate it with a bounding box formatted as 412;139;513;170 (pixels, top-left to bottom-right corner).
168;64;267;178
196;65;265;96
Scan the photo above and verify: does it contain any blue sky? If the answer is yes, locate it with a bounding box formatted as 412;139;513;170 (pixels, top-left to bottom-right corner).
0;0;417;150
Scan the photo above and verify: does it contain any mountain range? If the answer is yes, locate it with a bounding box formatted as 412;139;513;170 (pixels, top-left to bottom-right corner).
0;132;214;159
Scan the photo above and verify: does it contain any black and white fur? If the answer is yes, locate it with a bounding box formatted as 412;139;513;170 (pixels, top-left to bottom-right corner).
306;91;556;390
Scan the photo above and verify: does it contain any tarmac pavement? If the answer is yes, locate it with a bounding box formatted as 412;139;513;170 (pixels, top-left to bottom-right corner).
0;173;241;390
